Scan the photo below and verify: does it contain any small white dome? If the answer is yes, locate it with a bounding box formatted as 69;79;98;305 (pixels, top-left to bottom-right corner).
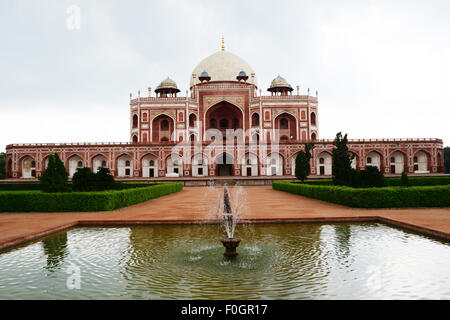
190;51;257;87
269;75;290;89
157;77;178;90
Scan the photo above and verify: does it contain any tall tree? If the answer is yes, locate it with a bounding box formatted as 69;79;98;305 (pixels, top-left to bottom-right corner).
444;147;450;174
295;143;315;181
0;152;5;179
332;132;354;186
39;153;69;193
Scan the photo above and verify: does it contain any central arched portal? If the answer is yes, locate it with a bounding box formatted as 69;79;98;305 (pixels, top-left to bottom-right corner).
206;101;243;135
216;153;234;176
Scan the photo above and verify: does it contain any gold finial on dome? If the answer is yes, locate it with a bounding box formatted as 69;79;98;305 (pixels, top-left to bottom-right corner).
221;36;225;51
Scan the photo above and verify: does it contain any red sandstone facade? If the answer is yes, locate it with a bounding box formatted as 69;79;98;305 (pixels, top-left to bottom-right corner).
4;49;445;180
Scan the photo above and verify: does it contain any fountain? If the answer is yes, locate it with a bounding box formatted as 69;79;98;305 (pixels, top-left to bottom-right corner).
220;187;241;257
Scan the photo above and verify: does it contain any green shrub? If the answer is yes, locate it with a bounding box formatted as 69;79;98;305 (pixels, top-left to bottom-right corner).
295;143;315;181
273;181;450;208
359;166;385;188
95;168;116;191
39;153;69;193
0;152;5;180
332;132;354;186
293;179;333;185
0;182;183;212
72;167;97;192
401;171;409;187
0;183;41;191
294;176;450;187
385;176;450;186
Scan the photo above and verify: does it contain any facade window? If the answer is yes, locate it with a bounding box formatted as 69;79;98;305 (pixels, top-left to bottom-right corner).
311;112;316;126
311;133;317;141
161;119;169;131
133;135;138;143
251;113;259;127
101;160;107;167
189;114;196;127
125;160;130;167
220;118;229;129
390;157;395;163
413;156;418;162
319;158;324;164
367;157;372;164
77;161;83;167
142;113;148;122
150;160;155;166
280;118;289;129
132;115;138;128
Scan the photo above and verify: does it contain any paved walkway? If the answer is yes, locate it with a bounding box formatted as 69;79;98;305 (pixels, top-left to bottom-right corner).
1;186;449;250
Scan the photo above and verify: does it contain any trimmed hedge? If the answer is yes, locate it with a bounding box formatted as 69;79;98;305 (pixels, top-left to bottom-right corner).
385;176;450;187
0;183;41;191
0;182;183;212
273;181;450;208
0;182;157;192
293;176;450;187
294;180;333;186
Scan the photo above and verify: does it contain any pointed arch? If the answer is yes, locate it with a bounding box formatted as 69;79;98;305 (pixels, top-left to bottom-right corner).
242;152;259;176
388;150;406;174
141;153;159;178
20;155;36;178
316;151;332;175
413;150;430;173
92;153;109;173
365;150;383;171
274;112;297;141
266;152;284;176
166;153;183;177
117;153;134;177
67;154;84;178
192;153;208;177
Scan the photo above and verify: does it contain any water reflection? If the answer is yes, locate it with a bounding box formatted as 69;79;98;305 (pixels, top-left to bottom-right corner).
41;233;68;272
0;223;449;299
334;224;352;262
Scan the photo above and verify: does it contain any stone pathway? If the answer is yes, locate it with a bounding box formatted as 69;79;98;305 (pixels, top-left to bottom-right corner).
0;186;449;250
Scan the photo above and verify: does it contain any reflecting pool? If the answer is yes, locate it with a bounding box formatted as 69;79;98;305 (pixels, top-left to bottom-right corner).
0;223;449;299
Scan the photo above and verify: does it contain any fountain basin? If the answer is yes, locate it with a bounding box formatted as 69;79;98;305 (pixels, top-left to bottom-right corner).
220;237;242;257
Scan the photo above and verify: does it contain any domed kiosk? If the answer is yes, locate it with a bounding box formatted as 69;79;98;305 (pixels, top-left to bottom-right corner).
155;77;180;97
268;75;293;96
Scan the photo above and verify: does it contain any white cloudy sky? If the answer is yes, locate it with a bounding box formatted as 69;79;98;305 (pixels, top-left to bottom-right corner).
1;0;449;152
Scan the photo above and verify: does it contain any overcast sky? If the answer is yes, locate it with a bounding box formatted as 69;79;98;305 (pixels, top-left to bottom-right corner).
1;0;449;152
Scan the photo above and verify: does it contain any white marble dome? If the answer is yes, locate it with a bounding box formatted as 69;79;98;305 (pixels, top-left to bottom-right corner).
157;77;178;90
190;50;257;87
269;75;290;89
